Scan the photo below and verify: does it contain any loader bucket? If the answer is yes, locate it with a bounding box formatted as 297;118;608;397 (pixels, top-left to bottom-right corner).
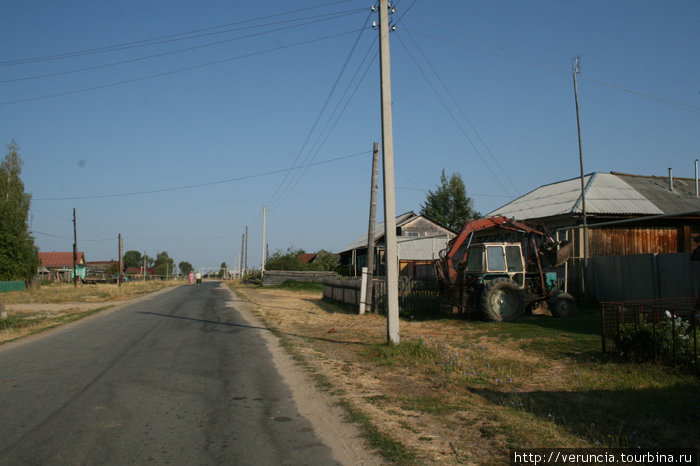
541;240;573;268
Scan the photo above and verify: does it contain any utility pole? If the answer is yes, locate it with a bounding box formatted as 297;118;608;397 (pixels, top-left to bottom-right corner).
143;252;146;281
261;206;266;275
72;208;78;287
573;57;587;295
378;0;400;344
244;226;248;275
240;234;245;277
361;142;380;315
118;233;123;290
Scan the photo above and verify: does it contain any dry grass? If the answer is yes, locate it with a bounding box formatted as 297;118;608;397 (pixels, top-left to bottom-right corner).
1;280;178;304
233;284;700;465
0;280;179;344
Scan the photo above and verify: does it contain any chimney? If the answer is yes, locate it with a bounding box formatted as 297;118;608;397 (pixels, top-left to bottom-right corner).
668;167;673;192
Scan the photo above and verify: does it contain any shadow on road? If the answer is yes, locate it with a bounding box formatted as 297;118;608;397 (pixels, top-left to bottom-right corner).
137;311;368;346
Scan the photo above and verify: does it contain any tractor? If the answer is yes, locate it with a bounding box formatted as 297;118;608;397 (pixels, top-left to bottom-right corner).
434;216;575;321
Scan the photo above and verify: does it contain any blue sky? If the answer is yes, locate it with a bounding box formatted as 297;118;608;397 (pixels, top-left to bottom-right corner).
1;0;698;271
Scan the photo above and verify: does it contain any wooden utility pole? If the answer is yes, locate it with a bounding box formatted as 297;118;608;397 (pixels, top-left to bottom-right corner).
361;142;380;315
261;206;266;275
143;252;146;281
72;208;78;287
378;0;400;344
573;57;587;296
118;233;123;290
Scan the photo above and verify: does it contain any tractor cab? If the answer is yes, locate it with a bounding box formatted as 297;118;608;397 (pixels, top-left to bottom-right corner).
464;242;525;287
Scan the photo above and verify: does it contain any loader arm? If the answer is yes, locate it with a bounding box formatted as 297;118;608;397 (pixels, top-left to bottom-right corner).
436;216;548;285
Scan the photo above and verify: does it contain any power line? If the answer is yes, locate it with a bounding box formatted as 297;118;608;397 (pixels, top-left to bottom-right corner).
33;150;370;201
0;28;363;106
0;0;355;67
270;34;378;210
1;9;364;84
265;10;373;208
394;30;513;197
400;25;521;196
405;16;700;114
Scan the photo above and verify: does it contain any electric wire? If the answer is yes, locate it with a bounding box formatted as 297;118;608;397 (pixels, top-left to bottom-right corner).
406;16;700;114
1;9;365;84
269;34;378;210
0;0;354;67
33;150;370;201
265;10;373;208
401;24;521;196
0;28;363;106
394;30;513;197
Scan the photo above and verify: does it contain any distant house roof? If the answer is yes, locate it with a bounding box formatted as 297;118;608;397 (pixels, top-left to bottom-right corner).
298;253;317;264
38;252;86;268
488;172;700;220
341;211;455;253
125;266;154;275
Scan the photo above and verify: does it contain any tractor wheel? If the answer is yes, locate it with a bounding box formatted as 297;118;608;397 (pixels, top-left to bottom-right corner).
549;292;576;318
480;278;524;322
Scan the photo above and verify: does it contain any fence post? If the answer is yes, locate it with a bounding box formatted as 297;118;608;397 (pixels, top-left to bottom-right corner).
359;267;369;315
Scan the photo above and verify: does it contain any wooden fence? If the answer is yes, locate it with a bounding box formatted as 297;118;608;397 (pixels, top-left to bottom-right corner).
323;276;441;314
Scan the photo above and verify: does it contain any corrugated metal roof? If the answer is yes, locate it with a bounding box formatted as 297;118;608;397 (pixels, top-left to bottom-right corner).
614;172;700;214
340;211;417;253
488;172;666;219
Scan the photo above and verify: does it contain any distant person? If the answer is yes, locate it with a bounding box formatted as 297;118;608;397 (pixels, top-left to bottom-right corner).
189;271;195;285
195;271;202;285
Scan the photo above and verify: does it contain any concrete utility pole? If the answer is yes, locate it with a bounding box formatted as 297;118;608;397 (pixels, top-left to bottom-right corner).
261;206;266;275
378;0;400;344
72;208;78;287
361;142;380;315
118;233;123;290
244;226;248;275
240;234;245;277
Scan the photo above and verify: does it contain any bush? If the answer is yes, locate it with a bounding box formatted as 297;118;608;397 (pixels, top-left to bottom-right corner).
615;312;695;365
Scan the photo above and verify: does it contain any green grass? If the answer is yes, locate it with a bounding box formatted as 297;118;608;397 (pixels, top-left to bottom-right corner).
274;280;323;291
338;398;417;464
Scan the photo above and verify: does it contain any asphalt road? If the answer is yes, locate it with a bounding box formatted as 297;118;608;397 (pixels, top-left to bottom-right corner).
0;282;341;465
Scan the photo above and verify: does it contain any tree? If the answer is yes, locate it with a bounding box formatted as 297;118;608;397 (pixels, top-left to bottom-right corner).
309;250;339;271
153;251;174;277
218;262;228;279
0;141;39;281
178;261;193;276
266;247;305;271
123;250;142;269
420;169;480;231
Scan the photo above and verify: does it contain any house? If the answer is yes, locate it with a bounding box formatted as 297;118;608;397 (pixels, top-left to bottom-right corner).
339;211;457;278
125;266;154;278
296;250;340;269
38;251;87;281
488;171;700;299
86;260;117;275
488;171;700;258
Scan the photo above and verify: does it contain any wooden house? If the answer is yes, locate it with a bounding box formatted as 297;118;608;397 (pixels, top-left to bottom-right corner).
38;251;87;281
339;211;457;278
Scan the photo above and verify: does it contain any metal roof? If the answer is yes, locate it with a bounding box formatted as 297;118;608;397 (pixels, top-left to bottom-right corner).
340;211;417;253
487;172;675;220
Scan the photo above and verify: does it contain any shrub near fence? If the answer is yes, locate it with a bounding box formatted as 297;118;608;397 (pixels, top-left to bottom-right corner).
323;276;441;315
601;298;699;370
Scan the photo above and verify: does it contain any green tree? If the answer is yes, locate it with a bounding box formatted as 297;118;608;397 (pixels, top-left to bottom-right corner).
153;251;174;277
178;261;193;276
266;247;305;271
0;141;39;281
123;250;142;269
309;250;338;271
218;262;228;278
420;169;480;231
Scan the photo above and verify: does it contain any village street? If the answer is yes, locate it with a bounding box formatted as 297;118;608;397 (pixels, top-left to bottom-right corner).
0;282;377;465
